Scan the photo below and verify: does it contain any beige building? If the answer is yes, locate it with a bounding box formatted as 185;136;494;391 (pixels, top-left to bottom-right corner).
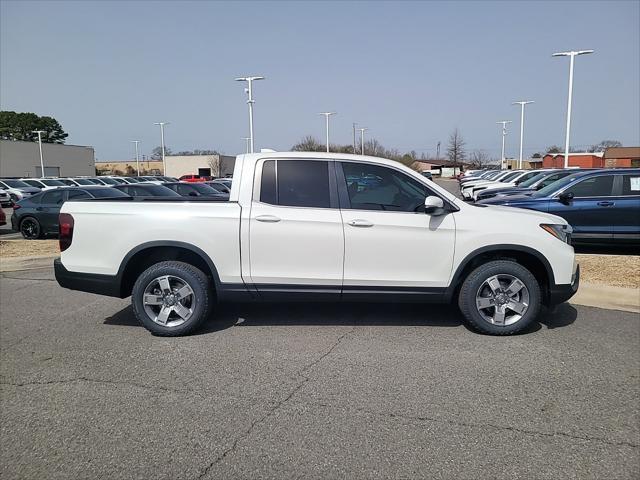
0;139;95;177
96;154;236;178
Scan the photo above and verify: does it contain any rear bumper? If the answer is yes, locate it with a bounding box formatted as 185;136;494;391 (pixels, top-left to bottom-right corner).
54;258;124;298
548;264;580;305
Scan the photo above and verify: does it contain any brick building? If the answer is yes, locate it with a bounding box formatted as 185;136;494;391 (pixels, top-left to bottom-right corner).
603;147;640;168
542;152;604;168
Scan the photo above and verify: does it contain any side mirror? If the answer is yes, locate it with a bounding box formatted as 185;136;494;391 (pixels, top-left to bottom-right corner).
558;191;574;204
424;196;445;215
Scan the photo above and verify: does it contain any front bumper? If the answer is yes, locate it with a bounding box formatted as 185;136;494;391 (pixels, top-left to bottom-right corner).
548;264;580;305
54;258;124;298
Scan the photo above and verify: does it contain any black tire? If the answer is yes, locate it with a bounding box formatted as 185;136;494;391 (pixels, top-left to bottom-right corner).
131;261;213;336
20;216;42;240
458;260;541;335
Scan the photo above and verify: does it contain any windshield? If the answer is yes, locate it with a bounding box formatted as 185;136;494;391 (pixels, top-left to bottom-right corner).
72;178;94;185
140;185;180;196
518;172;548;188
533;173;582;197
499;172;521;182
2;179;31;188
192;183;220;194
86;178;104;184
97;177;118;185
41;179;67;186
89;188;130;198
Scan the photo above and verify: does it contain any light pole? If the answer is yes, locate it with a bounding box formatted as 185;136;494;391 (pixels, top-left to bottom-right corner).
131;140;140;175
319;112;336;153
153;122;169;175
552;50;594;168
358;128;368;155
235;76;265;153
496;121;512;170
512;101;534;169
32;130;46;176
241;137;251;154
352;123;357;154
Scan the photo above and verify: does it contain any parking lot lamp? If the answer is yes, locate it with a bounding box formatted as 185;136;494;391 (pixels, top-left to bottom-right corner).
235;76;265;153
512;101;534;169
153;122;169;175
359;128;368;155
241;137;251;154
352;123;357;154
32;130;46;176
131;140;140;175
552;50;594;168
496;121;512;170
319;112;336;153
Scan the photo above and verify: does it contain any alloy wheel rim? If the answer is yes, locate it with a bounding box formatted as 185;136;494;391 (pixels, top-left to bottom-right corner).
475;274;530;326
143;275;195;327
21;219;38;238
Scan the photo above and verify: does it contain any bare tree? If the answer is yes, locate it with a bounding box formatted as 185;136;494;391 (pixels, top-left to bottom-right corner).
292;136;324;152
447;128;466;170
469;150;491;168
206;156;220;177
588;140;622;152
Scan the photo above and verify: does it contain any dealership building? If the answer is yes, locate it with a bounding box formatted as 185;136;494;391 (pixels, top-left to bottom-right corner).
96;154;236;178
0;140;95;178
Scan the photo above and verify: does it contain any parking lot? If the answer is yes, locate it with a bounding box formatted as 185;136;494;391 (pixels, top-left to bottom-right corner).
1;265;639;479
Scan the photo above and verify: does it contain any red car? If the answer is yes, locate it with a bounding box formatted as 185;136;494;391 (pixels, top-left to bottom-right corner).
0;207;6;227
178;174;210;183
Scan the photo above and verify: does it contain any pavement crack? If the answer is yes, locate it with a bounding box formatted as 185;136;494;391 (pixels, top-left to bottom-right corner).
0;376;204;398
316;403;639;450
194;326;356;480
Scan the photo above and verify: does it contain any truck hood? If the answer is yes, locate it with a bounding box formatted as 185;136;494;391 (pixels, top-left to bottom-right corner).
476;203;567;226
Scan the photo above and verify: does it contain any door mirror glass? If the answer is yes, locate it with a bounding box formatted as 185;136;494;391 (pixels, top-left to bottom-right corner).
424;196;445;215
558;191;574;203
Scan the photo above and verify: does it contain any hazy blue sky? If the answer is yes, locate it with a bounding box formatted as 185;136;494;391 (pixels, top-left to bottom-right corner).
1;0;639;160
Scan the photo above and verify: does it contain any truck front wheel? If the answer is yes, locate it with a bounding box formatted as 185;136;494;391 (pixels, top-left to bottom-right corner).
132;261;213;336
458;260;541;335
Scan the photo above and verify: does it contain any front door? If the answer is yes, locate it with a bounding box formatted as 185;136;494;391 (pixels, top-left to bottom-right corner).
337;161;456;296
248;159;344;298
38;190;65;234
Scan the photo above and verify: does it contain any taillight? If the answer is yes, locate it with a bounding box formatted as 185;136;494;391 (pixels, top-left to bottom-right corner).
59;213;74;252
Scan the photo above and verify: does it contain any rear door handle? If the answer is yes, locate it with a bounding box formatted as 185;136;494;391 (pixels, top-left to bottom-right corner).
255;215;281;223
597;201;614;207
348;219;374;227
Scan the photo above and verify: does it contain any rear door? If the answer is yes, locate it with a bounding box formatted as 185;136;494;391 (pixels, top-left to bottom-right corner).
337;161;456;294
38;190;65;233
548;174;616;241
248;159;343;297
613;173;640;243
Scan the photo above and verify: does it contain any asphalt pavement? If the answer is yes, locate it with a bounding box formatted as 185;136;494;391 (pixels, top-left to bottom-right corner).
1;267;638;479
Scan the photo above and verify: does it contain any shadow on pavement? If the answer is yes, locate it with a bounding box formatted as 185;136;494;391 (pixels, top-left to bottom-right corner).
574;244;640;255
104;301;578;336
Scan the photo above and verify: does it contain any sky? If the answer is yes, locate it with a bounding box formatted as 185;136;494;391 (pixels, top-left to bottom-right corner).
1;0;639;161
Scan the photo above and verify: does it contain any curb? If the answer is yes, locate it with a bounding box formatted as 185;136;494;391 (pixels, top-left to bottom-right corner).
570;281;640;314
0;255;57;273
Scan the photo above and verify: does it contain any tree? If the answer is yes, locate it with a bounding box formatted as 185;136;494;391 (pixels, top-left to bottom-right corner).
546;145;563;154
207;156;220;177
469;150;491;168
151;146;172;159
291;136;324;152
588;140;622;152
0;111;68;143
446;128;466;168
174;149;222;156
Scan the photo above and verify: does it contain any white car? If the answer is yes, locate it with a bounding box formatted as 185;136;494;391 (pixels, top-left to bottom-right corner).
55;152;579;337
0;179;42;203
460;170;521;199
19;178;68;191
470;170;556;201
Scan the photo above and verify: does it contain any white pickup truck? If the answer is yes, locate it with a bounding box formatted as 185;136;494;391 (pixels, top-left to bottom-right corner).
55;152;579;336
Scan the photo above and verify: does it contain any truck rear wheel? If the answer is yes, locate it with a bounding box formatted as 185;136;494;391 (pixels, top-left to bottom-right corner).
132;261;213;336
458;260;541;335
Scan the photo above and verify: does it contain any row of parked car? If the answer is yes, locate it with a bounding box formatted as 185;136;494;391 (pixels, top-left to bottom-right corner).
1;175;233;239
458;167;640;246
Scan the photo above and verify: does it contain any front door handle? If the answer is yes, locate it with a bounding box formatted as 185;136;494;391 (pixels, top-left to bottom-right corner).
255;215;281;223
348;219;374;228
597;201;614;207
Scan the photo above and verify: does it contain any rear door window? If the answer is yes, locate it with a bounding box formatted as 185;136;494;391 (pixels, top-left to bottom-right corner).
259;160;331;208
41;190;65;205
621;175;640;196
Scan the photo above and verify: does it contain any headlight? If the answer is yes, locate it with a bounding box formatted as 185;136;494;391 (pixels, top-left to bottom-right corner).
540;223;572;244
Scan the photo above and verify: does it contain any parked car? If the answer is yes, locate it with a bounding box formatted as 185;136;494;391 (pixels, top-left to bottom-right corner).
204;180;231;193
0;207;5;226
0;179;41;203
460;170;525;199
162;182;228;198
178;174;204;183
11;186;129;239
478;168;640;245
19;178;68;190
468;169;556;201
421;171;433;180
475;170;579;202
0;189;11;207
55;152;578;337
61;177;97;187
113;183;181;197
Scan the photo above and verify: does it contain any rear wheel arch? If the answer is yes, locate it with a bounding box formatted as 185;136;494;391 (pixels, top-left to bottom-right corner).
447;245;554;304
118;241;221;297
